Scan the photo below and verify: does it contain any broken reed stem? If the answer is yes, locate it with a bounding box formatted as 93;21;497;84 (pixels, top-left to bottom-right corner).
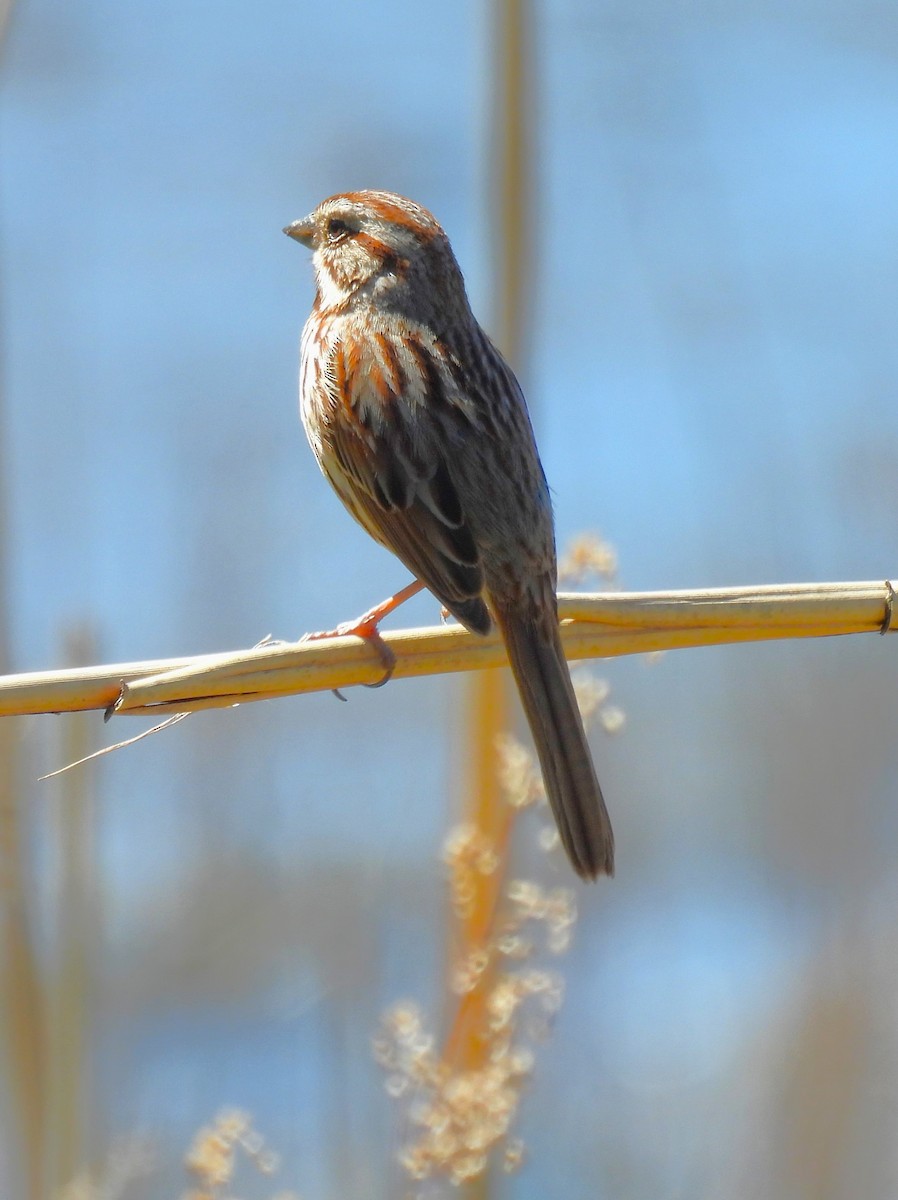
0;580;892;719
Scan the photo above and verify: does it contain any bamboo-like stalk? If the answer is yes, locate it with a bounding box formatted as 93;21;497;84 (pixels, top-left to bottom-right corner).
442;7;534;1184
0;746;43;1200
445;666;516;1077
0;74;45;1186
0;734;43;1200
46;626;97;1196
0;581;892;720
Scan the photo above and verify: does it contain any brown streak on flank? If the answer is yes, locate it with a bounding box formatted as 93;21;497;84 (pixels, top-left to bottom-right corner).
435;337;466;392
333;343;357;422
372;362;393;404
404;334;448;411
344;340;363;401
375;332;407;397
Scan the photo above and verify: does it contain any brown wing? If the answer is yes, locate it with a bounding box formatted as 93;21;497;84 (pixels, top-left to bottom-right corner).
319;333;492;635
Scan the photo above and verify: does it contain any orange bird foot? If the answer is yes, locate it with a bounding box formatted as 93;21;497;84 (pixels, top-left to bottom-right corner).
302;579;425;689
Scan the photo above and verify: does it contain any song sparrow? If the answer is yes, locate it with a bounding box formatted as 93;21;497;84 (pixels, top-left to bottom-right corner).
285;190;614;880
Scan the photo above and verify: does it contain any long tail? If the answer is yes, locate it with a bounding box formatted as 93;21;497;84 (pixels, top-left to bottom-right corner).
494;605;615;880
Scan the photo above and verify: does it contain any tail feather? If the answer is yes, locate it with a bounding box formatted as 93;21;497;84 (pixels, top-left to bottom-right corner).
495;607;614;880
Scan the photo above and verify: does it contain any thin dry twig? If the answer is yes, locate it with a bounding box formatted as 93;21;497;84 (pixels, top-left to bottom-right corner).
38;713;191;780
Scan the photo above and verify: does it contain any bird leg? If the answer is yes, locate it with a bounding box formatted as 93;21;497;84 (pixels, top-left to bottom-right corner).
303;579;425;688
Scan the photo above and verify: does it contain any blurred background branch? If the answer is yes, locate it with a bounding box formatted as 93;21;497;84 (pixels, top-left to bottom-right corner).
446;3;534;1193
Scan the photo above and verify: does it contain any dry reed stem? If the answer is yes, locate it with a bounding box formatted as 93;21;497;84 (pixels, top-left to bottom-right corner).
444;670;515;1070
46;628;98;1196
0;581;892;720
378;734;582;1186
0;732;44;1200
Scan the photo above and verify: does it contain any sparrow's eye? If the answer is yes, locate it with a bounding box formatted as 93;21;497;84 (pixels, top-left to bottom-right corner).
326;217;352;242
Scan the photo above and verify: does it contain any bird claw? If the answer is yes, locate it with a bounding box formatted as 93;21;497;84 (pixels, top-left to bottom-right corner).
302;610;397;689
353;620;396;688
299;580;424;695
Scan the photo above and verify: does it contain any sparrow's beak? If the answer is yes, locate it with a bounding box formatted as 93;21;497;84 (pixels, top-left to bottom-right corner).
283;217;316;248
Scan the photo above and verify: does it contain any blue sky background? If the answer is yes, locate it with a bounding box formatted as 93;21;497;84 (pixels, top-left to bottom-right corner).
3;1;898;1196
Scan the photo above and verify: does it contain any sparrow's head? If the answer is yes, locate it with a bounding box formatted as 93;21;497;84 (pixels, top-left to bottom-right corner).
284;190;465;318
